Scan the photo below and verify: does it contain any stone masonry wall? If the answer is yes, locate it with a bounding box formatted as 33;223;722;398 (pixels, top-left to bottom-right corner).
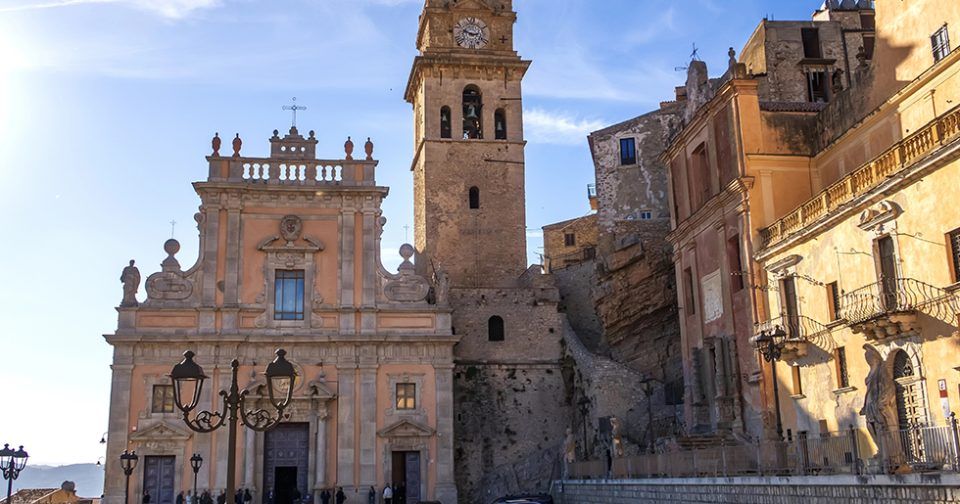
553;475;960;504
552;260;603;351
450;286;571;504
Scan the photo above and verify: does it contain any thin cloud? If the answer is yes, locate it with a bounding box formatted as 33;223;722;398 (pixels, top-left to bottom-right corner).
0;0;222;18
524;108;605;146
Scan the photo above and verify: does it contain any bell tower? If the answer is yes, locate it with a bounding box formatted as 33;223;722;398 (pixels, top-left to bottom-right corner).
405;0;531;288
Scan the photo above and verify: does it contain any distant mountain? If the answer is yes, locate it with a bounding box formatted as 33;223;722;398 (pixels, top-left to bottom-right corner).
10;464;103;498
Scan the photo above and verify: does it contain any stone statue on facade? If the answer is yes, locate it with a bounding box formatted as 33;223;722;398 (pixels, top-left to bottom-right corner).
432;262;450;306
120;260;141;307
860;344;897;441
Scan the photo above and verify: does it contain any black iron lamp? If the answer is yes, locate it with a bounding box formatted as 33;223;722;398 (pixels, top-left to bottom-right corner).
0;444;29;504
753;325;788;441
119;450;139;504
189;453;203;498
170;349;297;504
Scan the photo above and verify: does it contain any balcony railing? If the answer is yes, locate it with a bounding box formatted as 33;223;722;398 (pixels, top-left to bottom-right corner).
760;103;960;248
838;277;960;325
567;419;960;479
755;314;832;346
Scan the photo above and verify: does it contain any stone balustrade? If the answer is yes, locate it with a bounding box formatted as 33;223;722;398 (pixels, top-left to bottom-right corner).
206;157;379;187
760;103;960;248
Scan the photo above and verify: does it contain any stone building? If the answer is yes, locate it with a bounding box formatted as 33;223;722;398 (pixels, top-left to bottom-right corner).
664;0;960;453
103;128;460;504
753;0;960;461
542;215;598;274
404;1;572;500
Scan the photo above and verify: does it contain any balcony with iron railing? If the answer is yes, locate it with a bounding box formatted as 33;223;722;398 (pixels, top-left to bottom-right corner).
760;103;960;248
754;314;833;360
838;277;960;340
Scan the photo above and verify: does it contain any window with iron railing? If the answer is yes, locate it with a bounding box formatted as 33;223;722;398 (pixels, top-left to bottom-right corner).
948;227;960;283
932;24;951;63
826;281;841;321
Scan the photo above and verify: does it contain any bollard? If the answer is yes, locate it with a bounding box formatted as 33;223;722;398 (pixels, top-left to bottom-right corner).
950;412;960;471
848;424;861;475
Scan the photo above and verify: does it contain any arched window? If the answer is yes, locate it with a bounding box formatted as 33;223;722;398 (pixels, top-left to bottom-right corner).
463;85;483;139
494;109;507;140
469;186;480;209
440;106;452;139
488;316;504;341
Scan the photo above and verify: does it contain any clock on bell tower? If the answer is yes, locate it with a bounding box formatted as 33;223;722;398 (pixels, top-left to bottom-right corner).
405;0;531;288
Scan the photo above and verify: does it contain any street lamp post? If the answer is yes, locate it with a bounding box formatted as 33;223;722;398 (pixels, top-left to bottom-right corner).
753;326;787;441
0;444;28;504
189;454;202;499
639;379;656;454
120;450;139;504
170;349;297;504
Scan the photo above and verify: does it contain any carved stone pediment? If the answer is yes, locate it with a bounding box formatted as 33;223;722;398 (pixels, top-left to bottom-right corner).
766;254;802;276
383;244;430;303
130;421;192;442
145;272;193;301
308;379;337;401
377;419;435;439
858;200;903;233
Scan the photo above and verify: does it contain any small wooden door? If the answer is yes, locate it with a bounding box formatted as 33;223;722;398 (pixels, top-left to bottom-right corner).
404;452;420;504
143;456;176;504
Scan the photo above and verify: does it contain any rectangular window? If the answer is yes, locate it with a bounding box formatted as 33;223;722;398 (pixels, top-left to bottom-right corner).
781;276;800;338
802;28;822;59
640;211;653;220
727;234;744;292
683;267;696;316
583;247;596;260
834;347;850;389
620;138;637;165
690;143;711;209
932;25;951;62
806;71;829;102
826;281;841;321
396;383;416;410
152;385;175;413
274;269;305;320
863;35;876;60
948;227;960;283
791;365;803;396
564;232;576;247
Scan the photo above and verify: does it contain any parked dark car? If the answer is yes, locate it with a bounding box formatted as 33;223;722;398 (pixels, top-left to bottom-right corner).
492;495;553;504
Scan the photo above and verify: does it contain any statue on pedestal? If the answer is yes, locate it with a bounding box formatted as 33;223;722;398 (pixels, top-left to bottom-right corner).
120;260;140;307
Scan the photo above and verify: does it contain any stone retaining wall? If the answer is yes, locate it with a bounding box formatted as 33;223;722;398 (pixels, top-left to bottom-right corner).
553;475;960;503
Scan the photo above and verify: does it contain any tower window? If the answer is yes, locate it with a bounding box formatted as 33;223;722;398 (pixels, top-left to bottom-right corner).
274;269;305;320
619;138;637;165
469;186;480;209
440;106;452;139
932;25;951;62
564;233;576;247
463;86;483;139
488;316;505;341
494;109;507;140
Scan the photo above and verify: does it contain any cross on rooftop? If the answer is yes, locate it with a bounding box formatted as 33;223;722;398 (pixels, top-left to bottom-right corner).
282;97;307;128
170;220;177;238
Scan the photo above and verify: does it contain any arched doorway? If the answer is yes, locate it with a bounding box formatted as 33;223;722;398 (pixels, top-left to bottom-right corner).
891;349;928;465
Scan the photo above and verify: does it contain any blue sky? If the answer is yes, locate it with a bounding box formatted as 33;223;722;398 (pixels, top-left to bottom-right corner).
0;0;818;469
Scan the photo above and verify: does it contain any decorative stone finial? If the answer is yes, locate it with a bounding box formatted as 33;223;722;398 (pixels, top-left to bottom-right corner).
365;137;374;160
211;132;221;157
345;136;354;160
120;260;140;307
309;130;316;139
272;129;280;139
232;133;242;157
398;244;415;272
162;239;181;272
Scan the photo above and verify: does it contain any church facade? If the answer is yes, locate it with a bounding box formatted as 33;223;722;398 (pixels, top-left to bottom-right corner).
104;1;569;504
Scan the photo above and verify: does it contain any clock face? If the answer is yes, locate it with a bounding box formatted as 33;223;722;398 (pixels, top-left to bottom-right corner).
454;17;490;49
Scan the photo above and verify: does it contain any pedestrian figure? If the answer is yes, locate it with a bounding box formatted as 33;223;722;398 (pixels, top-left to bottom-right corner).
396;483;405;504
320;489;331;504
382;485;393;504
177;492;184;504
335;487;346;504
143;491;151;504
243;489;252;504
186;491;193;504
366;487;375;504
266;491;274;504
217;491;226;504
